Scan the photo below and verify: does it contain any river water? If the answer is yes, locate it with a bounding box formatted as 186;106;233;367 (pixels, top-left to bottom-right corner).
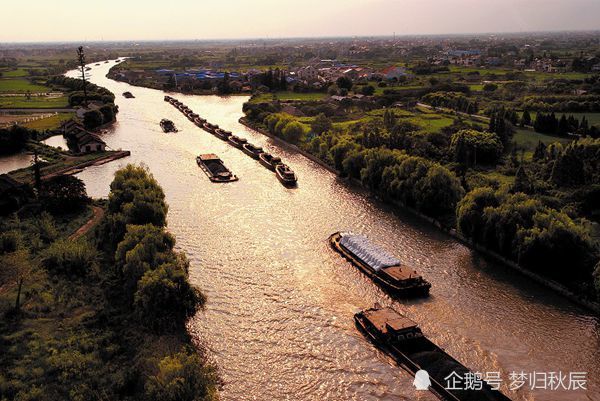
66;61;600;401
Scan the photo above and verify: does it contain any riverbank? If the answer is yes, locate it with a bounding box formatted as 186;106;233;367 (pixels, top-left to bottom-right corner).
240;116;600;314
0;166;219;401
8;149;131;184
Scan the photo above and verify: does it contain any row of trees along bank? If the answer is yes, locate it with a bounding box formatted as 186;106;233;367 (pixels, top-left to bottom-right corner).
243;103;600;303
0;165;219;401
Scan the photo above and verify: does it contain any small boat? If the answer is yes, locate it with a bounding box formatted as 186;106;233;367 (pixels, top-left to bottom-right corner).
85;67;92;71
329;232;430;298
122;91;135;98
104;61;109;64
213;128;232;140
196;154;238;183
275;163;297;186
164;95;172;102
355;305;512;401
95;63;100;66
194;117;206;127
160;119;177;133
188;113;199;121
242;143;264;159
258;153;282;171
203;122;216;133
228;135;248;149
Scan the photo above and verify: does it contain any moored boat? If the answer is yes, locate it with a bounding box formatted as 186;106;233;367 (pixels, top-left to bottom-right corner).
213;128;232;140
329;232;430;298
258;153;282;171
275;163;297;186
160;119;177;133
242;143;264;159
228;135;248;149
203;122;216;133
188;112;199;121
195;154;238;183
122;91;135;98
164;95;172;102
355;305;512;401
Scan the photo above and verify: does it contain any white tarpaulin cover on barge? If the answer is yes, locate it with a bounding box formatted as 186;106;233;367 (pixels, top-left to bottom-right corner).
340;234;400;271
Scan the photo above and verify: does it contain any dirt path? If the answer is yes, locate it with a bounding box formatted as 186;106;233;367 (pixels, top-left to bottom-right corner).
69;206;105;240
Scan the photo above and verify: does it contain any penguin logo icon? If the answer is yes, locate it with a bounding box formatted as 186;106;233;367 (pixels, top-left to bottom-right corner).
414;369;431;390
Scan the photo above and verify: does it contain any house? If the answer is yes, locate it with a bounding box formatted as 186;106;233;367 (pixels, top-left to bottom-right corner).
297;66;318;82
379;66;408;80
60;120;106;154
68;130;106;154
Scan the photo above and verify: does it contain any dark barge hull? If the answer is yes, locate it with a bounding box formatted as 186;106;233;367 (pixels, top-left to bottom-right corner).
354;313;512;401
259;154;281;171
242;144;263;159
329;232;430;298
196;156;238;183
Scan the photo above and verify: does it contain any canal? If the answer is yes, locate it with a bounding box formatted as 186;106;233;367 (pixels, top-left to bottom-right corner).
67;61;600;401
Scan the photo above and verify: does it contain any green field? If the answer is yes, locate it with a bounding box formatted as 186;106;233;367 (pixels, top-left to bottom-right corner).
0;78;49;93
0;68;29;77
251;91;327;103
514;128;572;157
0;95;69;108
23;113;75;130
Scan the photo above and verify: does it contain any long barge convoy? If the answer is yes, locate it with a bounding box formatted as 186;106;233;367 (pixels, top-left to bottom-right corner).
164;95;297;186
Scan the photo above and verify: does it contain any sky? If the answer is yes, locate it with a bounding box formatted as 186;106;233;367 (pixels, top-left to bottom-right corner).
2;0;599;42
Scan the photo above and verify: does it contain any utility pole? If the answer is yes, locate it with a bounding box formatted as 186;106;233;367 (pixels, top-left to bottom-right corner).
77;46;88;106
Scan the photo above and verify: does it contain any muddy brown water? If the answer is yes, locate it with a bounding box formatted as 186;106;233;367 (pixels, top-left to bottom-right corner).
64;61;600;401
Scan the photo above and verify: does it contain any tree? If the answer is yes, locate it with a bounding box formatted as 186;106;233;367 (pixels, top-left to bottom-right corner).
532;141;547;161
40;175;89;213
310;113;332;135
483;83;498;92
83;109;104;129
361;85;375;96
414;165;464;217
0;248;31;314
77;46;88;105
521;110;531;127
450;129;503;166
513;166;533;193
336;76;353;91
134;264;205;332
145;350;219;401
282;121;305;143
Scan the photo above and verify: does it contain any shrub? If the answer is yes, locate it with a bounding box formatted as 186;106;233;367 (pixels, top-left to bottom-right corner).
145;350;219;401
42;239;97;277
281;121;305;143
450;129;503;166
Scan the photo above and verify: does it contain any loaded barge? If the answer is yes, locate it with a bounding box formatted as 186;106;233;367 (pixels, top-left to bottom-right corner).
355;306;512;401
164;95;298;186
329;232;430;298
196;154;238;183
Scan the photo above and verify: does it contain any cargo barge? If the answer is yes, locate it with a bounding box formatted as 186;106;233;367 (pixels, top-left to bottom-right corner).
355;305;512;401
195;154;238;183
275;163;297;186
242;143;264;159
329;232;430;298
160;119;178;133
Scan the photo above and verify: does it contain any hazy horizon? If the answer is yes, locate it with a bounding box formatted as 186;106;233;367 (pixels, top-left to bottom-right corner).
2;0;599;42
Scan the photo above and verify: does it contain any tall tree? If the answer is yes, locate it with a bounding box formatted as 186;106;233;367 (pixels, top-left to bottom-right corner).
77;46;88;106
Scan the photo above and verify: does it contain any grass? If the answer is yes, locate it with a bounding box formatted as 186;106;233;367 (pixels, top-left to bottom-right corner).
251;91;327;103
0;95;69;108
0;78;49;93
1;68;29;77
513;128;572;158
22;113;75;131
